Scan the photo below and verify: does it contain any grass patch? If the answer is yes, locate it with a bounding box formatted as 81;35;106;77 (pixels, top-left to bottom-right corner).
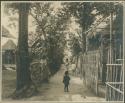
2;70;16;100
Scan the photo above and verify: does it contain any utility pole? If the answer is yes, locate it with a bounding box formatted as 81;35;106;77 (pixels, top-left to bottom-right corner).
110;12;113;64
109;11;114;82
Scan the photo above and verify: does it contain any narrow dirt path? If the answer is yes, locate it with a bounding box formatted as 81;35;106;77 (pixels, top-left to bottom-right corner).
24;65;105;101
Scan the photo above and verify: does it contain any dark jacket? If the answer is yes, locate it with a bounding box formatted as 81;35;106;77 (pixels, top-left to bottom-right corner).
63;75;70;85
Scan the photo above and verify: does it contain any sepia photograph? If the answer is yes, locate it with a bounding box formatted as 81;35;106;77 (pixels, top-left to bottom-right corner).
0;0;124;103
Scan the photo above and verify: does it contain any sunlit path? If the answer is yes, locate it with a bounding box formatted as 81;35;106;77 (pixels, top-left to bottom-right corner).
23;65;105;101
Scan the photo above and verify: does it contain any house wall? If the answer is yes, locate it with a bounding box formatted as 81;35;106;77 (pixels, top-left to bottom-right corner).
2;50;16;64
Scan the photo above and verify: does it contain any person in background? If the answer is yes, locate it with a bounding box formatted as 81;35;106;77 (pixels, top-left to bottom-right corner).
65;58;69;71
63;71;70;92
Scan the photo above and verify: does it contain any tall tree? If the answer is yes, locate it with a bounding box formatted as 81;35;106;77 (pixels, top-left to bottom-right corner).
16;3;31;90
62;2;95;53
3;3;37;98
29;3;69;75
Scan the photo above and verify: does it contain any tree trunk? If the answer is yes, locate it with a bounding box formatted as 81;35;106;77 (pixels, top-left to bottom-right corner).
75;55;79;76
16;3;31;91
82;30;86;54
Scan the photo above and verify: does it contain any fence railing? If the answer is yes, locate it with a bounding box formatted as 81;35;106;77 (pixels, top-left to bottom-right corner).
106;63;123;101
106;82;123;101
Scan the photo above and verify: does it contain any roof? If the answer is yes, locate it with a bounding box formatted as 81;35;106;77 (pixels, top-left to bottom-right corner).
2;39;16;50
2;26;15;38
87;14;122;38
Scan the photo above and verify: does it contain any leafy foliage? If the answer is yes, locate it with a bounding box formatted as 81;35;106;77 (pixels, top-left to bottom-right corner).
29;3;69;75
62;2;96;53
63;2;123;54
71;37;82;56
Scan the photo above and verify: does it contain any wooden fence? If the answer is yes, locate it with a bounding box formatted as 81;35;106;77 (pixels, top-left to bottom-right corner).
105;62;123;101
106;82;123;101
78;50;102;95
72;49;123;100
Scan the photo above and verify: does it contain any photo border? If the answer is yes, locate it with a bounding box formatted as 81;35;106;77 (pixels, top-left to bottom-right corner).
0;0;124;103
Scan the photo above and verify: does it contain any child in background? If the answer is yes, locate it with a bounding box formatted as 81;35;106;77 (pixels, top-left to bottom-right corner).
63;71;70;92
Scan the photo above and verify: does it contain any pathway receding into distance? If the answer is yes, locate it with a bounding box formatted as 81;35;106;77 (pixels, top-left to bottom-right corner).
24;65;105;101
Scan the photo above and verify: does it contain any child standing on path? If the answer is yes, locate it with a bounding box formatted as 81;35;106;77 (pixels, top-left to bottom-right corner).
63;71;70;92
